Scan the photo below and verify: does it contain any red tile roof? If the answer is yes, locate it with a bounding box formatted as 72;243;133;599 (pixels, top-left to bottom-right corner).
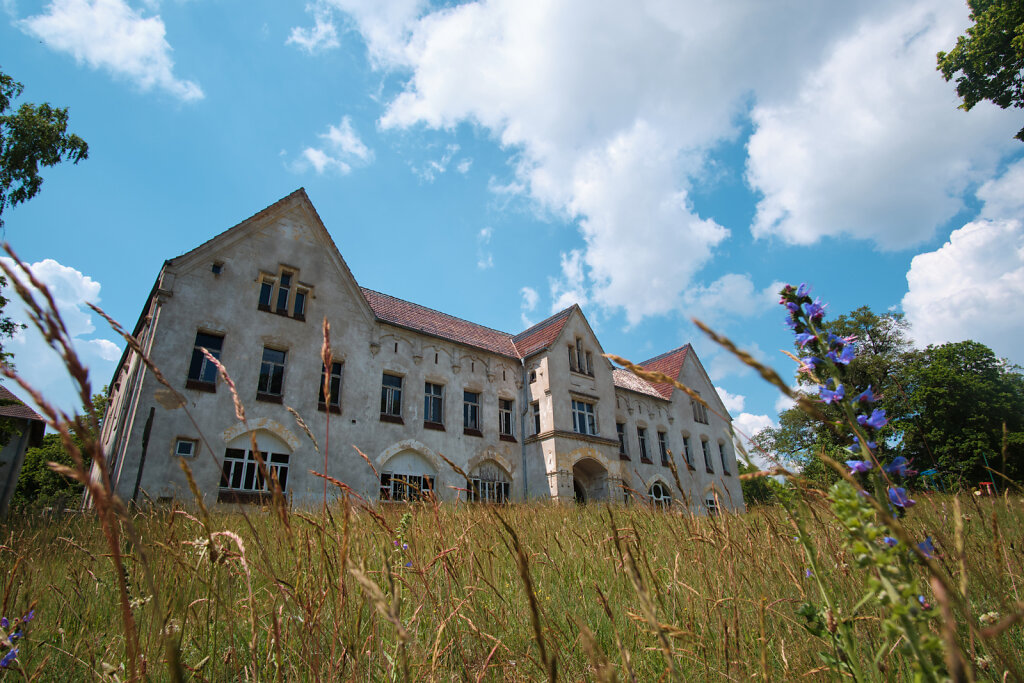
611;369;665;399
636;345;690;399
0;385;43;421
512;306;574;358
361;288;520;358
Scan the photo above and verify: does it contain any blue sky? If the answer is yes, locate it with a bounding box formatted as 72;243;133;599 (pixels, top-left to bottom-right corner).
1;0;1023;449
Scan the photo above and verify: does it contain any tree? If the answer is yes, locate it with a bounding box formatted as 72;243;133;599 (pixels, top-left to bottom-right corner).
937;0;1024;141
895;341;1024;487
9;388;108;509
0;66;89;227
736;460;783;505
754;306;912;487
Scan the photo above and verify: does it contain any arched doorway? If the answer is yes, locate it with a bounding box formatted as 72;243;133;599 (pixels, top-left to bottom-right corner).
572;457;609;503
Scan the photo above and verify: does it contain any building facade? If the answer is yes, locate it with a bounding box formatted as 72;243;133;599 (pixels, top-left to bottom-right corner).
100;190;743;512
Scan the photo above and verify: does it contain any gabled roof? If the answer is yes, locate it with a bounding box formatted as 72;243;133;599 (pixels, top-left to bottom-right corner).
362;288;519;358
636;345;690;399
611;369;665;400
512;306;575;358
0;385;43;422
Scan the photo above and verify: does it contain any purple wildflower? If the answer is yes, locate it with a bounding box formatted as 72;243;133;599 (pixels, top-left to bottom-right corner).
849;436;878;451
888;487;916;508
0;648;16;668
20;611;32;624
865;409;887;429
806;299;826;321
784;316;798;330
883;536;898;547
405;561;412;568
917;537;936;559
883;456;909;477
0;618;7;629
855;386;878;403
804;568;813;578
796;283;811;298
819;383;845;404
918;595;931;609
785;302;800;314
795;332;815;347
402;543;408;550
846;460;872;475
8;632;20;642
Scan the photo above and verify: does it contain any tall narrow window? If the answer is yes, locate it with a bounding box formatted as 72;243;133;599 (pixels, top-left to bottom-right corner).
682;435;694;469
702;439;714;473
532;401;541;435
464;391;481;433
258;279;274;310
380;373;403;420
572;400;597;436
499;398;515;438
257;348;286;401
294;289;307;320
658;431;669;466
617;423;629;459
585;351;593;375
719;442;731;475
319;361;343;411
637;427;650;463
424;382;444;426
187;332;224;391
691;395;710;424
276;272;292;312
576;338;584;373
568;345;577;372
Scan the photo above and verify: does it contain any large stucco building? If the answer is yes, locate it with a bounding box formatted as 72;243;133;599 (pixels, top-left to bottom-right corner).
99;190;743;512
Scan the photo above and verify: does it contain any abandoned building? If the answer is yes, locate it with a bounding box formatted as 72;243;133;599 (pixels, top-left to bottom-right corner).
98;189;743;511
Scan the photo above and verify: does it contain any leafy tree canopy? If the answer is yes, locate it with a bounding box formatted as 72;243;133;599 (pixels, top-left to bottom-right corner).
0;66;89;228
937;0;1024;141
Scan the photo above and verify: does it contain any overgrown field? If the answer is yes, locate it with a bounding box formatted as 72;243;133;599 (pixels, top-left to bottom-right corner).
1;492;1021;681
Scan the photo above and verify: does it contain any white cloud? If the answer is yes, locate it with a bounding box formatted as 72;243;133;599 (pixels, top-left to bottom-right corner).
287;6;340;53
731;412;776;469
713;385;744;413
411;143;460;182
0;258;122;416
747;1;1018;249
684;273;780;323
20;0;203;101
456;158;472;174
704;341;767;382
519;285;538;328
303;0;425;66
476;226;493;270
549;249;588;312
901;159;1024;364
296;116;373;175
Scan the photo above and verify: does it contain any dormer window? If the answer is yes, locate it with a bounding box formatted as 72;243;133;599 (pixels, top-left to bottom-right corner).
570;337;594;376
258;267;309;321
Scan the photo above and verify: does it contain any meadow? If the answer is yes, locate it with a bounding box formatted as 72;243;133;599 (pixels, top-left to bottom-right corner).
1;490;1021;681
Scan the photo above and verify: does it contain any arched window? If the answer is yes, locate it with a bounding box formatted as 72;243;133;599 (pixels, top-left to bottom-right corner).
468;461;511;503
648;481;672;509
380;450;437;502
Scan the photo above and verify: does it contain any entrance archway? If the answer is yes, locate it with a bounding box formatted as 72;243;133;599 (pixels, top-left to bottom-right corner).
572;457;609;503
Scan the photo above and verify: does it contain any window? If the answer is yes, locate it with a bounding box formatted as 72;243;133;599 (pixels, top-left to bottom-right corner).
529;370;537;383
706;496;719;516
211;262;223;275
532;401;541;435
585;351;593;376
572;399;597;436
424;382;444;426
576;337;584;372
637;427;650;463
702;439;714;473
616;423;629;459
499;398;515;439
221;448;290;493
649;482;671;508
379;472;434;501
682;435;695;469
463;391;481;433
658;431;669;466
174;438;197;458
258;268;308;320
257;347;286;402
691;395;710;424
469;478;510;503
319;361;343;411
719;442;731;475
187;332;223;391
380;373;403;420
568;345;577;372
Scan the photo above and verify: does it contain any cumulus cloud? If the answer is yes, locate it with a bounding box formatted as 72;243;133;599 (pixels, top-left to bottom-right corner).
296;116;373;175
287;6;340;53
0;258;122;415
747;1;1017;249
713;385;745;414
684;273;781;323
731;412;776;469
901;159;1024;364
549;249;588;312
20;0;203;101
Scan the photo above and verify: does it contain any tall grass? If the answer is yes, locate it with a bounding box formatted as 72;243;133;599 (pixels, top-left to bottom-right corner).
1;494;1022;680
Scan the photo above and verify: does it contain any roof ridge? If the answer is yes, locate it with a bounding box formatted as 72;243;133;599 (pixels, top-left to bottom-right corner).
639;343;690;367
512;305;575;341
360;287;514;338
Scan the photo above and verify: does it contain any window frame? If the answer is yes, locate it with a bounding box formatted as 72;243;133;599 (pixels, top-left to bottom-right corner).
702;438;714;474
658;431;669;466
468;477;511;504
571;399;597;436
532;401;541;435
637;426;651;463
498;398;515;441
616;422;629;460
379;471;434;502
256;347;287;403
424;382;445;428
380;373;404;422
186;331;224;392
649;481;672;509
682;434;695;470
719;441;731;475
257;267;309;321
319;361;344;413
463;390;481;435
173;438;198;458
220;448;290;494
